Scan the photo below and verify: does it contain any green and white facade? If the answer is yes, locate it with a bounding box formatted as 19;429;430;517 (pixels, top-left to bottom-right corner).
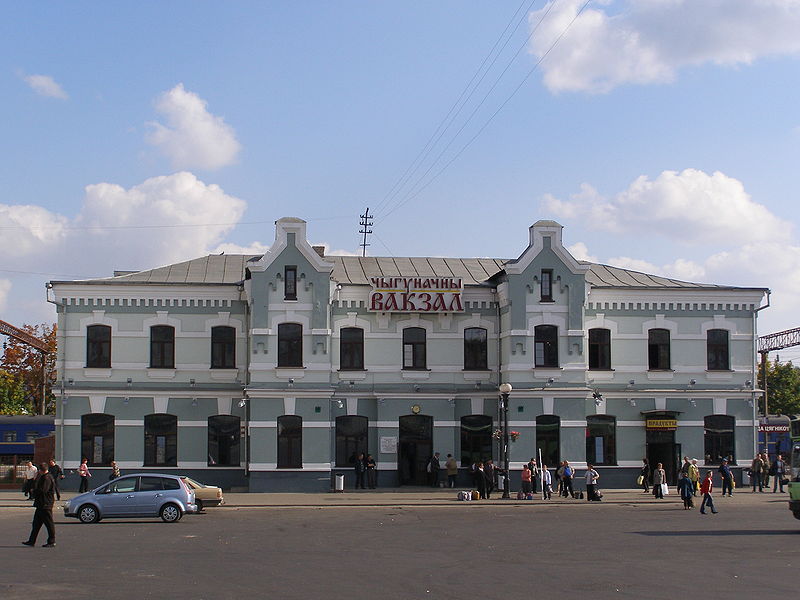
50;218;768;491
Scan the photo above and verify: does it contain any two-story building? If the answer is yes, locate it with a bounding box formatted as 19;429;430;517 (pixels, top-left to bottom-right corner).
49;218;768;491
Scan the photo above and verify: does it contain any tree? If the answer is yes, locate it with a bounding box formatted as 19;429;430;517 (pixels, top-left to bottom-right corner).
758;356;800;416
0;369;28;414
0;323;57;414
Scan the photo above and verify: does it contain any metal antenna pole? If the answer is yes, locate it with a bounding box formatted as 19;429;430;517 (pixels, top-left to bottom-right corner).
359;207;373;257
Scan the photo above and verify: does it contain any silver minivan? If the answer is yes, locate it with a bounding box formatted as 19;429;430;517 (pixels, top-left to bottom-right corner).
64;474;197;523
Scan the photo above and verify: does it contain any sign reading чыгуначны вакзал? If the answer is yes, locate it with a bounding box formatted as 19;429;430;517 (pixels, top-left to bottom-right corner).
368;277;464;313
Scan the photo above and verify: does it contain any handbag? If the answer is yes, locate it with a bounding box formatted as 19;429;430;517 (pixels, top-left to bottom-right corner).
661;483;669;495
636;475;644;486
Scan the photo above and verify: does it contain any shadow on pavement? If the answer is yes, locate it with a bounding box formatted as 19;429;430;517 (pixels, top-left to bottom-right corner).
635;529;799;536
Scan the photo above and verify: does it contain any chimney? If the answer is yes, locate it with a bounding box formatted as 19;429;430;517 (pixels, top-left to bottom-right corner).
312;245;325;258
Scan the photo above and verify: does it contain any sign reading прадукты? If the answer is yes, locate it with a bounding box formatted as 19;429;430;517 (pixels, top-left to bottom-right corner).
368;277;464;313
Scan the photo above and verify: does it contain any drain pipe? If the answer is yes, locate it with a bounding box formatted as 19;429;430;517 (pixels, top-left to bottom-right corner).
753;290;771;456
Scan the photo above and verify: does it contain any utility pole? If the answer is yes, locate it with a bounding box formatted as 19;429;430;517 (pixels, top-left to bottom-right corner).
359;207;373;257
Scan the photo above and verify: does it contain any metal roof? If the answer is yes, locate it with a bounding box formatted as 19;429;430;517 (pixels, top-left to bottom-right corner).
51;254;762;291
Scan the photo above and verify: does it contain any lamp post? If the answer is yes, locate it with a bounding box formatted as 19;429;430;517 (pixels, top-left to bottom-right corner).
499;383;512;499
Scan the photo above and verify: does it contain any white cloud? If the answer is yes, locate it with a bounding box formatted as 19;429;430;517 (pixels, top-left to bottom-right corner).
542;168;791;245
530;0;800;93
0;279;11;312
566;241;597;262
146;84;241;170
0;203;69;257
22;73;68;99
317;244;359;257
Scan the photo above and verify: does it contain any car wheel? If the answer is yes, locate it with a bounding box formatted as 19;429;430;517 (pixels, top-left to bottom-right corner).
78;504;100;523
196;499;204;512
160;503;182;523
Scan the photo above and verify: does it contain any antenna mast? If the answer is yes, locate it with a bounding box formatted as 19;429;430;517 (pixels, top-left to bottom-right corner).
359;207;373;257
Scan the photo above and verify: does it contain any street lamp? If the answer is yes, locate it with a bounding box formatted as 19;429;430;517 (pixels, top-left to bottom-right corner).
499;382;512;499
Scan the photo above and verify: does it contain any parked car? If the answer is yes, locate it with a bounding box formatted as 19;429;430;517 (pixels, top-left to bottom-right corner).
180;476;224;511
63;474;197;523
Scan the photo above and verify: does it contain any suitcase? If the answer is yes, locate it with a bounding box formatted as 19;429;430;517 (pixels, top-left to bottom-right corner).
525;493;534;500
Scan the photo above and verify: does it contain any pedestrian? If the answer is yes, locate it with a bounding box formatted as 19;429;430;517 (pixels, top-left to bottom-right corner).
639;458;650;492
652;462;666;499
688;459;700;496
679;456;691;477
366;454;377;489
541;465;552;499
772;454;787;493
484;459;496;496
445;453;458;488
354;453;367;489
109;460;121;480
78;457;91;493
699;470;718;514
718;459;733;497
427;452;441;488
475;462;489;500
22;461;38;498
48;459;63;501
556;461;565;496
585;464;600;501
760;453;771;491
521;464;532;495
677;471;694;509
750;453;764;492
22;462;56;547
561;460;575;498
526;458;539;495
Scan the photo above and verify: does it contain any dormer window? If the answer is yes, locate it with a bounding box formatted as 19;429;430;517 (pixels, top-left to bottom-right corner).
540;269;553;302
284;266;297;300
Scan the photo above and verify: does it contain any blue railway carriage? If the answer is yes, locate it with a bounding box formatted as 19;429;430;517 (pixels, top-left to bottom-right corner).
758;415;793;462
0;416;55;487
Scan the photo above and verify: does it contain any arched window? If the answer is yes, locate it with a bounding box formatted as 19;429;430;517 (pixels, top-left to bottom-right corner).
460;415;492;467
536;415;560;467
588;328;611;370
704;415;735;465
278;323;303;367
586;415;616;465
648;328;671;370
81;413;114;466
534;325;558;367
464;328;488;370
211;326;236;369
403;327;426;369
277;415;303;468
208;415;240;466
335;415;368;467
340;327;364;370
86;325;111;368
144;414;177;466
707;329;729;371
150;325;175;369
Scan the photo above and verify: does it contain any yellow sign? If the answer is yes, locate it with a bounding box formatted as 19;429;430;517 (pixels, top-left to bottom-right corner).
646;419;677;430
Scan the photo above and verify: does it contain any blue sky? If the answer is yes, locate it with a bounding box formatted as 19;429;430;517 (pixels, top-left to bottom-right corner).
2;1;800;356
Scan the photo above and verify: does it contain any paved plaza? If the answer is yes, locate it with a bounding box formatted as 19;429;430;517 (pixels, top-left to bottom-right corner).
0;489;797;600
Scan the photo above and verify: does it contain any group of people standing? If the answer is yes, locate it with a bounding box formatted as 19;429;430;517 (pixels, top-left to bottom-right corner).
351;453;378;489
749;452;787;493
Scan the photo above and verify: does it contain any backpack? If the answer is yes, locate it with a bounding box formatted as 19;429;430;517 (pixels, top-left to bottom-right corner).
563;466;572;477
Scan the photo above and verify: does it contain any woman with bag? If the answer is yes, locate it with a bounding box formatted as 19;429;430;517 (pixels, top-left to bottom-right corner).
652;462;666;499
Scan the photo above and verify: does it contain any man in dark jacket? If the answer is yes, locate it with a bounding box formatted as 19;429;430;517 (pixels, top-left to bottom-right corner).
22;462;56;548
353;453;367;490
48;458;63;501
428;452;441;487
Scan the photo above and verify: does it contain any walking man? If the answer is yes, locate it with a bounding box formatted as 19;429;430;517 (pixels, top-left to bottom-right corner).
23;461;38;498
445;454;458;488
699;470;718;514
772;454;787;493
718;459;734;497
22;462;56;547
48;458;63;501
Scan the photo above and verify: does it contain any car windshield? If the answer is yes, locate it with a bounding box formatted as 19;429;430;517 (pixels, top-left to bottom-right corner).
182;477;205;488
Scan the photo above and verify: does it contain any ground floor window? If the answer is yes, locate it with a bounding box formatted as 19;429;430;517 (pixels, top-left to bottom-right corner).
460;415;492;467
81;413;114;466
586;415;616;465
536;415;560;467
704;415;735;464
144;414;177;466
335;415;368;467
277;415;302;468
208;415;240;466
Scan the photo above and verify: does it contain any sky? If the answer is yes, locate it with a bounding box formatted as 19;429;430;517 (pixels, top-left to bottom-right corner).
2;1;800;358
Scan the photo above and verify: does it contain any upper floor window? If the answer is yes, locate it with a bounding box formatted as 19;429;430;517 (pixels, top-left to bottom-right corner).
211;326;236;369
534;325;558;368
277;415;303;469
464;327;488;370
648;328;671;370
540;269;553;302
588;328;611;370
144;414;177;467
86;324;111;368
340;327;364;370
150;325;175;369
284;266;297;300
277;323;303;367
707;329;729;371
402;327;426;369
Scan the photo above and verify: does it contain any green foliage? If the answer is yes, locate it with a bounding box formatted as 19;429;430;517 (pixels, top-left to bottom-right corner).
759;357;800;416
0;369;29;414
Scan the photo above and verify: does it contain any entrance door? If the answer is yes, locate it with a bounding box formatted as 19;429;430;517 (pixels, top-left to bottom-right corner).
399;415;433;485
646;429;678;485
